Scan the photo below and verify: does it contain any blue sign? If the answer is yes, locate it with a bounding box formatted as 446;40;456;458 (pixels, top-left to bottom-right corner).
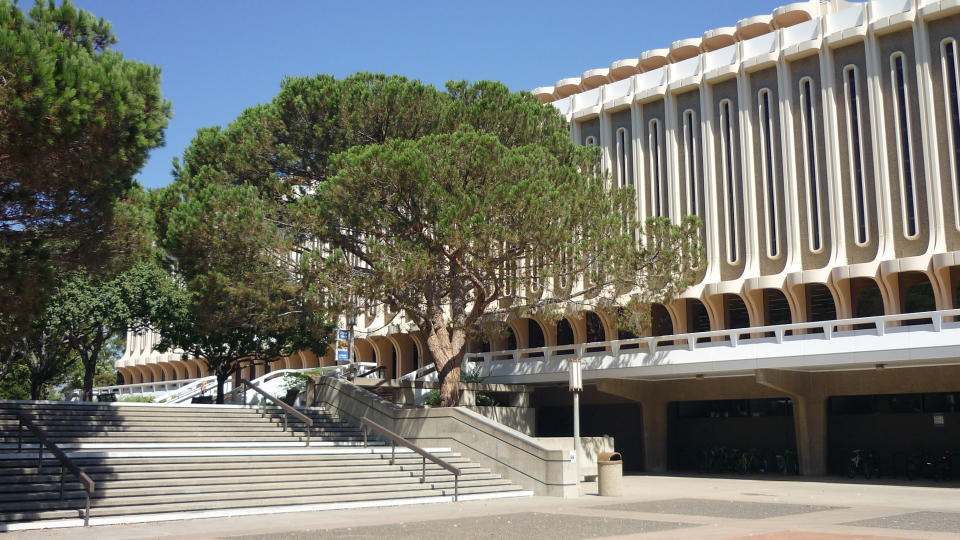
335;330;351;363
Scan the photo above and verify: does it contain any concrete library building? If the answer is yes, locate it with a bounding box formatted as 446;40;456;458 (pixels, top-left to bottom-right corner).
117;0;960;478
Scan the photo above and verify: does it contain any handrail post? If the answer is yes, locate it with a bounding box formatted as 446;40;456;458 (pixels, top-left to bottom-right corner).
37;443;42;470
454;475;459;502
60;466;65;499
84;493;90;527
421;455;426;483
17;419;22;452
363;426;368;448
391;440;395;465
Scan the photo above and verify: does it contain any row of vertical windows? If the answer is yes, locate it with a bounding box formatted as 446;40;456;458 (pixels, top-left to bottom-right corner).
799;78;823;253
758;89;779;259
616;128;632;188
720;100;738;264
649;119;666;217
683;110;699;218
843;65;869;246
891;52;917;239
942;39;960;231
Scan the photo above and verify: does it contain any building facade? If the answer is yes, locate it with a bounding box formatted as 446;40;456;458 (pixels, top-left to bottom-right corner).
118;0;960;477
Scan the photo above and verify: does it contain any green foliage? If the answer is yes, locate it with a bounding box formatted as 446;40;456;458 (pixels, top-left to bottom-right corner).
151;177;334;403
0;0;170;332
423;390;441;407
169;73;701;408
118;395;154;403
0;361;30;400
475;393;498;407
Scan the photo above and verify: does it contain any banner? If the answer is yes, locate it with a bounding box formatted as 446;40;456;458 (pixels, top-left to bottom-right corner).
335;329;351;363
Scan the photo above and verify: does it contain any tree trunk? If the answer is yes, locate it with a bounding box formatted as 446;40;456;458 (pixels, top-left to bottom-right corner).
425;315;466;407
30;378;42;401
216;370;228;404
82;359;95;402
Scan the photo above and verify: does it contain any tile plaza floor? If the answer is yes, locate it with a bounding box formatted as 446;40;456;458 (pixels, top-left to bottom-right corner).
8;475;960;539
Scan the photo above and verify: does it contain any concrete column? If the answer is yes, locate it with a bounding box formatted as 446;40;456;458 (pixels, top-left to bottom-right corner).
791;394;828;476
641;398;669;473
595;379;668;473
755;369;827;476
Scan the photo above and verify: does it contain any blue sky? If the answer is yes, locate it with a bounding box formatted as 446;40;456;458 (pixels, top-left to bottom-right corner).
74;0;783;189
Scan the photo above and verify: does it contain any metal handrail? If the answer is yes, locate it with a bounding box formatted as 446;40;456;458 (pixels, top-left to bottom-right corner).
240;378;313;446
360;417;462;501
16;412;95;526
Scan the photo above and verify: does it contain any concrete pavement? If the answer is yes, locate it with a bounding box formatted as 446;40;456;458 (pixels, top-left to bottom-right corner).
5;474;960;539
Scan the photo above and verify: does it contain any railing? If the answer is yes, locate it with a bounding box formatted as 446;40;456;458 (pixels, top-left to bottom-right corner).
153;375;223;404
360;417;462;501
399;363;437;382
240;378;313;446
15;412;95;526
94;378;199;397
461;308;960;366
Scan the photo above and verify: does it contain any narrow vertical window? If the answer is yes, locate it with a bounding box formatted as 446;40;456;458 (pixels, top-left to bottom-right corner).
843;66;869;245
616;128;631;187
720;100;738;263
649;119;665;217
683;109;698;217
942;39;960;230
891;53;917;238
800;78;822;252
758;89;779;258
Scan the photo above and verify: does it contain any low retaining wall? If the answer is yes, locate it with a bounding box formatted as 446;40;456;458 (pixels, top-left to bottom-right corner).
308;376;577;497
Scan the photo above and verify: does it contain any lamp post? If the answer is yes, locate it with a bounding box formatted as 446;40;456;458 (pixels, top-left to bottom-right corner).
569;357;583;485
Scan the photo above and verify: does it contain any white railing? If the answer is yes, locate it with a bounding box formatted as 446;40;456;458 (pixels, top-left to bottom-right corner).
551;96;571;116
399;363;438;382
670;56;701;80
781;18;820;48
94;378;199;397
438;309;960;383
635;67;667;93
741;30;779;60
574;87;602;111
870;0;913;20
703;43;739;72
154;374;224;403
825;3;867;34
604;77;632;102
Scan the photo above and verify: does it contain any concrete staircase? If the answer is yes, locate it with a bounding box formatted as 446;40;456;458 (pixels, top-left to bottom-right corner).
0;401;531;530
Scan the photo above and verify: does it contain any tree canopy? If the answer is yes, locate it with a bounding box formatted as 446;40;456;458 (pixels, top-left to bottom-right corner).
169;73;701;406
0;0;171;324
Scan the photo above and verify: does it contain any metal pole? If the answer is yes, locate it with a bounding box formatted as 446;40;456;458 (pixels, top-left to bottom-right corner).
391;441;395;465
574;390;582;487
84;493;90;527
60;467;64;499
17;420;22;452
454;475;459;502
421;456;426;483
363;426;368;448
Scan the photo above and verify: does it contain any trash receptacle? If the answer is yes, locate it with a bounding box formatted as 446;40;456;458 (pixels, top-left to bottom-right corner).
597;451;623;496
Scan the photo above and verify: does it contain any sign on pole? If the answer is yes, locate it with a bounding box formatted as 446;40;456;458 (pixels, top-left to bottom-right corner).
335;330;352;363
568;358;583;392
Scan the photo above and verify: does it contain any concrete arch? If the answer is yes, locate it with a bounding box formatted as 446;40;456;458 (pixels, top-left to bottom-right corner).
892;271;939;315
298;350;320;369
118;366;137;385
284;353;303;370
143;364;162;384
389;333;419;377
409;331;433;368
506;318;530;349
353;338;376;364
368;336;396;379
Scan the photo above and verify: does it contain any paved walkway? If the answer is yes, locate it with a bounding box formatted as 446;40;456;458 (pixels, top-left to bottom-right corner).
7;475;960;539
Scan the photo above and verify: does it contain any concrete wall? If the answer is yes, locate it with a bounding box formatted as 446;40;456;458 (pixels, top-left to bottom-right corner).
308;376;577;497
